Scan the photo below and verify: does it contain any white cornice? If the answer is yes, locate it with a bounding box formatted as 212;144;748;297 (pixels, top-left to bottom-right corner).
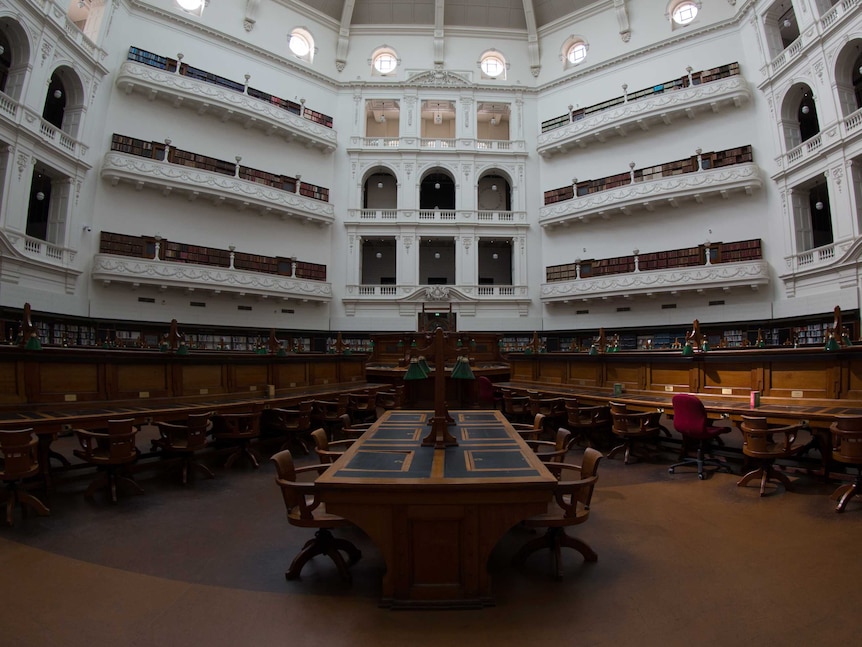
92;254;333;301
540;261;769;302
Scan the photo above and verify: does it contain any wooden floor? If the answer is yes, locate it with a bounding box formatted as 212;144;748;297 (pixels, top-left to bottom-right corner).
1;421;861;646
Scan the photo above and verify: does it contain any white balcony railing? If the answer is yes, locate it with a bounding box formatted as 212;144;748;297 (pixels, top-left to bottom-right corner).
537;76;751;156
820;0;861;32
785;243;838;272
101;152;335;225
0;96;90;165
344;284;528;300
539;164;762;229
115;61;337;153
346;209;528;225
541;260;769;303
775;108;862;175
91;254;332;302
347;136;527;154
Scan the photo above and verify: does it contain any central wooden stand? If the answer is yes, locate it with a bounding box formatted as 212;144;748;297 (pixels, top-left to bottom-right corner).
421;327;459;448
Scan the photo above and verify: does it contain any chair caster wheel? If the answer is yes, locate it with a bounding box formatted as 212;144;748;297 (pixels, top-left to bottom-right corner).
698;473;705;480
668;468;674;474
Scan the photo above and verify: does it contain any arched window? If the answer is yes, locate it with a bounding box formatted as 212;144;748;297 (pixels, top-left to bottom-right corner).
561;37;588;70
288;28;314;63
479;51;507;80
371;47;399;76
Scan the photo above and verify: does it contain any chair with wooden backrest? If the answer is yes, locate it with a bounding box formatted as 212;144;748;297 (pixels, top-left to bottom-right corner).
311;395;350;438
152;411;215;485
829;416;862;512
524;427;572;464
737;416;807;496
608;402;665;464
337;414;374;440
529;394;566;437
211;410;262;469
376;385;405;411
348;390;378;424
309;428;355;464
261;402;313;454
503;391;531;424
271;449;362;581
565;398;612;450
0;429;50;525
667;394;733;480
73;418;143;503
510;413;546;442
476;375;497;409
512;447;603;580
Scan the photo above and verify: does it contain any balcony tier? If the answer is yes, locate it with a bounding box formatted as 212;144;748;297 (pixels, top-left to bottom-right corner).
540;260;769;303
539;164;762;229
347;137;526;154
537;76;751;157
115;61;337;153
779;239;860;299
0;94;91;169
342;284;531;316
0;232;81;295
91;254;332;302
100;152;335;225
346;209;528;226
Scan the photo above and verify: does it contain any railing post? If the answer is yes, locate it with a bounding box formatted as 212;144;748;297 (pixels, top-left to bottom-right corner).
568;104;574;123
633;249;640;272
234;156;241;178
686;66;693;87
622;84;628;103
175;53;183;75
153;235;162;260
629;162;636;184
696;148;703;171
229;245;236;269
243;74;250;94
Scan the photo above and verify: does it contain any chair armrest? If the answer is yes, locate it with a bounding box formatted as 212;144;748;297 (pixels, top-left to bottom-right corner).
295;464;330;477
328;439;355;449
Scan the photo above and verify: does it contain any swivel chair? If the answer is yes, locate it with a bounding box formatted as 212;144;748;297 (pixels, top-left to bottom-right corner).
668;394;733;480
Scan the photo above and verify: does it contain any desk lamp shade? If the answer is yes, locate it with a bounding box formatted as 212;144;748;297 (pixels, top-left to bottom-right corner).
404;357;429;380
451;356;475;380
417;356;431;375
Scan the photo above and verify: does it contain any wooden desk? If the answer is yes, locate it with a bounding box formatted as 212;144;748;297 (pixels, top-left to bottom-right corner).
316;410;556;608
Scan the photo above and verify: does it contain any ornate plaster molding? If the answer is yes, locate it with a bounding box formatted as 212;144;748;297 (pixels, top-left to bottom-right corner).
101;153;335;224
92;254;332;300
541;261;769;302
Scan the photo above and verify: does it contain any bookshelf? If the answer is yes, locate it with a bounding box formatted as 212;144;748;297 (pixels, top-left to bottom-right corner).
545;239;762;283
126;46;333;128
540;62;741;133
99;232;327;281
543;145;753;206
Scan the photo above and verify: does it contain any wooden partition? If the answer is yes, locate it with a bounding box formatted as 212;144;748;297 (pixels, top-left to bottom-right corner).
0;347;368;407
507;347;862;407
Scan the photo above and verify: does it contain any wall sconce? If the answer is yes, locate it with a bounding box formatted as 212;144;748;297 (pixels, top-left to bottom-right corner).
801;105;810;115
815;201;824;210
434;182;441;190
35;191;45;201
375;252;382;259
492;253;499;260
490;117;497;126
491;184;497;192
377;182;384;189
379;115;386;123
434;252;441;259
783;19;792;28
53;89;62;99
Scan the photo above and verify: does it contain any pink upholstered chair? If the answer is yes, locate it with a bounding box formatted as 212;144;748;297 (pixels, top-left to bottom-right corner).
668;394;732;480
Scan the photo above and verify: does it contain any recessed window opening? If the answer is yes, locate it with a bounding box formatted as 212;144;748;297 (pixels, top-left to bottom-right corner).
672;1;698;26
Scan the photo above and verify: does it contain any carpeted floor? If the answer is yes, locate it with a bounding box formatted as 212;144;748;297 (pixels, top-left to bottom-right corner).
1;422;860;647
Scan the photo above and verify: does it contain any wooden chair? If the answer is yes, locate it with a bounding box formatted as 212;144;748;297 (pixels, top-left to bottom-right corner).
151;411;215;485
565;398;612;450
667;394;732;480
261;402;313;454
271;449;362;581
511;413;546;442
524;427;572;464
503;391;531;424
73;418;143;503
512;447;603;580
348;390;378;424
0;429;50;525
737;416;807;496
211;410;262;469
529;394;566;436
376;385;405;411
608;402;665;464
309;428;355;464
311;395;350;438
476;375;498;409
829;416;862;512
337;414;374;440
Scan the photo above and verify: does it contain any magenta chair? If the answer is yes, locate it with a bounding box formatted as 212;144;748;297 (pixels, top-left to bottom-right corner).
668;394;732;480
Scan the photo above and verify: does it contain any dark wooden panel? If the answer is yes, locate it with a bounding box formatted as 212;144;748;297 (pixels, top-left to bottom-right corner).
274;362;309;388
41;362;100;395
116;363;170;396
0;360;24;404
536;359;566;384
233;364;269;389
310;361;339;385
180;363;226;395
766;361;830;399
702;362;755;395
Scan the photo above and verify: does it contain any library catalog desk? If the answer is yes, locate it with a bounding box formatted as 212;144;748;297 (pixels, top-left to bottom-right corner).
316;410;556;608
